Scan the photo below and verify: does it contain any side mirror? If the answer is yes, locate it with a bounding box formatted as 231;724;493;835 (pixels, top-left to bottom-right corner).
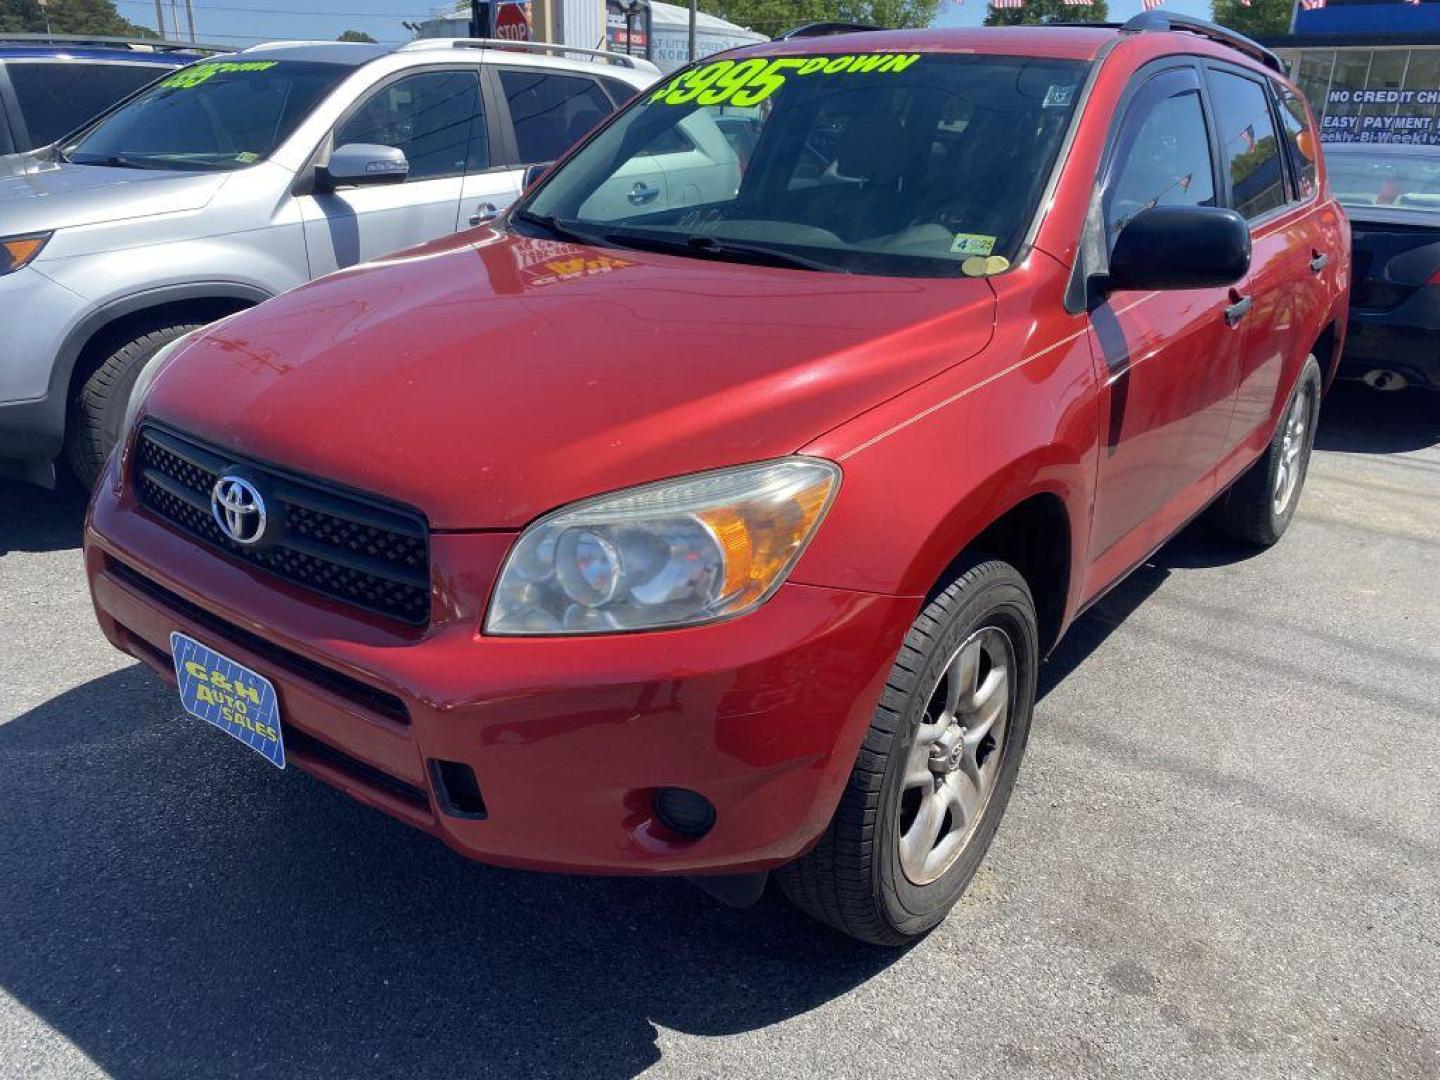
1104;206;1250;292
318;143;409;190
523;161;554;191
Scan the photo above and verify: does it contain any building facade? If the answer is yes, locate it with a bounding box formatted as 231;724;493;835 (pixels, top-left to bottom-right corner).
1264;0;1440;146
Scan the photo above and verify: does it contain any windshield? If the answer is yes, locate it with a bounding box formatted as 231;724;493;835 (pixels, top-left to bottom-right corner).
520;52;1087;277
62;59;347;172
1329;148;1440;213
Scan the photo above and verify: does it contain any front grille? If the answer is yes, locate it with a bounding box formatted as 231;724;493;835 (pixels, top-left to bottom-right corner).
110;559;411;726
133;424;431;626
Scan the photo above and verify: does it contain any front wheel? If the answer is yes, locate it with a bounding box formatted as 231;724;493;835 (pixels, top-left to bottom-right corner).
65;320;203;488
778;559;1038;946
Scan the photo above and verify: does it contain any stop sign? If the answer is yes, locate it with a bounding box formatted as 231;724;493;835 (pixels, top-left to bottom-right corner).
494;2;529;41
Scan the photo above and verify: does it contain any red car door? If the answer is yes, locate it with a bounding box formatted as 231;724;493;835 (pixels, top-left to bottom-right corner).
1211;72;1339;483
1205;67;1312;468
1083;63;1247;597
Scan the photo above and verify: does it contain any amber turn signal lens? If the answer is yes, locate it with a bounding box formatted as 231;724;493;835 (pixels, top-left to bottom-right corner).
0;233;51;275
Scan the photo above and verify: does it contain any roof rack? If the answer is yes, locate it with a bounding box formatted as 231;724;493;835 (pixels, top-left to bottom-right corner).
0;32;232;54
397;37;654;70
774;22;882;40
1120;11;1282;73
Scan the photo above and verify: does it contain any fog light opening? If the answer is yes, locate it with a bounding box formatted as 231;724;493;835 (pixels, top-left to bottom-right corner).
653;787;716;839
429;759;488;819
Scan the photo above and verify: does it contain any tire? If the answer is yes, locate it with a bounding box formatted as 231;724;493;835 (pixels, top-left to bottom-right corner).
65;321;202;489
1211;355;1323;547
778;559;1039;946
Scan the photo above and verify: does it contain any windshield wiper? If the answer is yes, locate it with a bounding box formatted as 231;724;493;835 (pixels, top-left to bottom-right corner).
513;210;608;246
684;235;849;274
598;230;848;273
67;153;153;170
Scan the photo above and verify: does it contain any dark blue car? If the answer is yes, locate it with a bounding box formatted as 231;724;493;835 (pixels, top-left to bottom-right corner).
1328;141;1440;394
0;35;216;160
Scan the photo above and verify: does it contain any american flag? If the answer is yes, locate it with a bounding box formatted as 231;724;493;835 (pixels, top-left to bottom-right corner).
1299;0;1326;9
1239;124;1256;152
991;0;1024;8
1141;0;1164;10
1061;0;1093;5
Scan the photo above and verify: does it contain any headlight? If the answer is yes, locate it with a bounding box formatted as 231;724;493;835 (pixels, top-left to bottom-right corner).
119;334;192;443
0;232;52;275
485;457;840;635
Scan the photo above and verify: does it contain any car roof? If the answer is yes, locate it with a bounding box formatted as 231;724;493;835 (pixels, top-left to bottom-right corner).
732;26;1119;63
234;38;659;83
0;44;189;64
235;41;394;66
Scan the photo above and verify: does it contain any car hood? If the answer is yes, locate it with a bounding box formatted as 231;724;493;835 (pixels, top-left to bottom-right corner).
143;229;997;529
0;161;228;233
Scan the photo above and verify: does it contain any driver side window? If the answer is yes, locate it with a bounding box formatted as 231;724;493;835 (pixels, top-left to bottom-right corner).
335;69;486;181
1105;86;1217;246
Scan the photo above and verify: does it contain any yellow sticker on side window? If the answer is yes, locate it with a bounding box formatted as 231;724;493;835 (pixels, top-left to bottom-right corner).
159;60;278;90
649;54;921;109
950;233;997;256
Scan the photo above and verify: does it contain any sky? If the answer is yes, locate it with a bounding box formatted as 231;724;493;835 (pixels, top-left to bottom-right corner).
117;0;1217;50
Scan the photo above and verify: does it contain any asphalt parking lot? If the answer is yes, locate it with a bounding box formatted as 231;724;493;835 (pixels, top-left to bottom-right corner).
1;382;1437;1080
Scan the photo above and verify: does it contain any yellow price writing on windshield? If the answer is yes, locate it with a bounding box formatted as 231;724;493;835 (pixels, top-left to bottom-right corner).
649;53;921;109
160;60;278;89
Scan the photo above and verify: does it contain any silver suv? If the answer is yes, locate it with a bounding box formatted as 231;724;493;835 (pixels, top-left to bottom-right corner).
0;38;657;486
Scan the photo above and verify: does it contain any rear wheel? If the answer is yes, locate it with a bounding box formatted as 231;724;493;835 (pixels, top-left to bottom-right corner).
65;320;202;488
1212;355;1323;547
778;559;1038;945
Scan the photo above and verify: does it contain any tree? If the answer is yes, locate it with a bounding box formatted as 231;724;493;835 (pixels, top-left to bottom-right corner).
336;28;377;43
984;0;1109;26
702;0;941;39
0;0;157;37
1211;0;1291;38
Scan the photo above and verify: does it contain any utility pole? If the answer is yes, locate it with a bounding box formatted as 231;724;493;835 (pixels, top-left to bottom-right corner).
688;0;696;62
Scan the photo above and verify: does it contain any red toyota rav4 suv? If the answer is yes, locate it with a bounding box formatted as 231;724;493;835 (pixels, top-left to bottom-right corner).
85;16;1349;944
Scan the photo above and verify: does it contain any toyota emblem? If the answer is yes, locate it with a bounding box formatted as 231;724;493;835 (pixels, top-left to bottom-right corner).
211;474;268;546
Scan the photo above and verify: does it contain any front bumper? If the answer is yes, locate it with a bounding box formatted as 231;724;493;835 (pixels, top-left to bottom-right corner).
85;471;916;876
0;267;89;467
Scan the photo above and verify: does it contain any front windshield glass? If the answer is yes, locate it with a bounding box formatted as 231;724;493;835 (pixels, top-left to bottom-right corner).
1328;148;1440;212
63;59;347;172
521;52;1087;277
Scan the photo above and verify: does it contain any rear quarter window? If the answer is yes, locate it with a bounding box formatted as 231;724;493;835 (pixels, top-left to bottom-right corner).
1275;84;1319;201
1208;69;1287;220
7;61;164;146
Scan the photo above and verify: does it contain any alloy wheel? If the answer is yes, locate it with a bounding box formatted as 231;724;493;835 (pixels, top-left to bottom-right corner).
1273;381;1313;516
897;626;1014;886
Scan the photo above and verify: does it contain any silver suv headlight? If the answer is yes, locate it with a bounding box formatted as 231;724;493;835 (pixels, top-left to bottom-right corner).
485;457;840;635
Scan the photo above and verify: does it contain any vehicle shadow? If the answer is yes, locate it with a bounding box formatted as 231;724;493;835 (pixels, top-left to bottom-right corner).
0;668;898;1080
0;478;88;556
1315;381;1440;454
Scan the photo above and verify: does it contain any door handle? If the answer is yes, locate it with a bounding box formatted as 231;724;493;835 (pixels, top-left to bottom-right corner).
1224;293;1253;327
468;202;499;227
627;181;659;206
1309;251;1329;273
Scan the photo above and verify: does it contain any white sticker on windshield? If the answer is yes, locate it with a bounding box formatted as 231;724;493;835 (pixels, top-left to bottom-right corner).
951;233;997;256
1043;84;1076;109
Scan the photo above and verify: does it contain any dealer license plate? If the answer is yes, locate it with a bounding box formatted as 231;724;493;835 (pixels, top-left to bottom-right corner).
170;632;285;769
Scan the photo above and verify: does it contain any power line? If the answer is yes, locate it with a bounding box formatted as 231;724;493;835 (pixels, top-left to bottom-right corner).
114;0;434;18
138;28;409;42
